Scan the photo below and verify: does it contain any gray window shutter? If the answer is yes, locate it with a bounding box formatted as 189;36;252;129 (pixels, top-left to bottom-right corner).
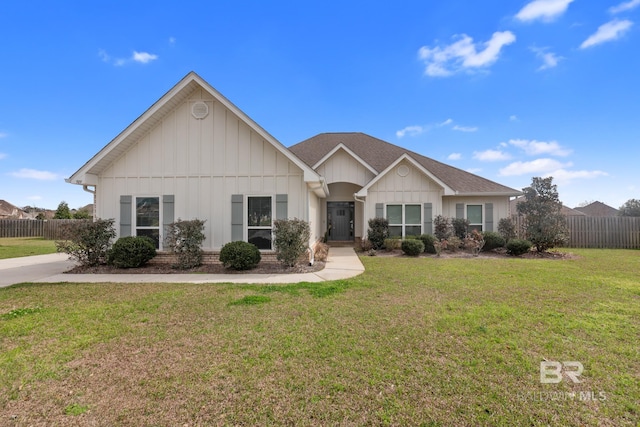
485;203;493;232
163;195;175;246
276;194;288;220
120;195;132;237
231;194;243;241
375;203;384;218
423;203;433;235
456;203;464;219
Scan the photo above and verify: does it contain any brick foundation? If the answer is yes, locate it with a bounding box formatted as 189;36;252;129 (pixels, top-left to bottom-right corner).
148;251;279;266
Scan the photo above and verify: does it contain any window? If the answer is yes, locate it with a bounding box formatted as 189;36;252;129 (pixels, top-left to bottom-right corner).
467;205;483;232
248;196;272;250
387;204;421;238
136;197;160;248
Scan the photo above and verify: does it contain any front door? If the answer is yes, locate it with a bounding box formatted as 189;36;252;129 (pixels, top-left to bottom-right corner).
327;202;354;241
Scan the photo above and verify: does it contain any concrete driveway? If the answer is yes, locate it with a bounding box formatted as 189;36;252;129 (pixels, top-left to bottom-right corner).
0;248;365;287
0;253;75;288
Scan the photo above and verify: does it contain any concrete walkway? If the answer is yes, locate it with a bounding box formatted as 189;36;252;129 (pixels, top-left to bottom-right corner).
0;247;364;287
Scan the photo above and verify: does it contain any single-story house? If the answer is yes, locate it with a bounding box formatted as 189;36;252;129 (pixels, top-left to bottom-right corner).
574;201;619;217
67;72;521;251
0;200;27;219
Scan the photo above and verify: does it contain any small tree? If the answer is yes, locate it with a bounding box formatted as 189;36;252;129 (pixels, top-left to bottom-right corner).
452;217;470;239
165;219;206;269
498;217;517;242
273;218;311;267
73;209;91;220
54;201;72;219
367;218;389;250
516;177;569;252
619;199;640;217
55;218;116;266
433;215;453;241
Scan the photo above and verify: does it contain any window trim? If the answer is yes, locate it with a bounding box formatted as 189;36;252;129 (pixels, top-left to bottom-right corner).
386;203;422;238
134;195;162;249
466;204;484;232
246;195;274;251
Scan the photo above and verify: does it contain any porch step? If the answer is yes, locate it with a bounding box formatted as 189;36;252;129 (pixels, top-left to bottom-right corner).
327;240;356;248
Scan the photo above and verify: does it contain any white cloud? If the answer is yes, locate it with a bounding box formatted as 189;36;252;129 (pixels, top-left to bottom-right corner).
169;37;176;45
0;132;8;139
499;158;571;176
448;153;462;160
453;125;478;132
9;168;59;180
27;195;42;201
0;152;7;160
132;51;159;64
531;47;563;70
508;139;572;156
546;169;608;183
580;19;633;49
610;0;640;14
467;168;483;174
439;118;453;126
509;115;519;122
98;49;110;62
516;0;574;23
418;31;516;77
396;125;425;138
473;149;512;162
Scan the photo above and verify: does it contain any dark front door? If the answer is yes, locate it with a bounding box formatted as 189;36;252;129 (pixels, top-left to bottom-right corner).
327;202;354;241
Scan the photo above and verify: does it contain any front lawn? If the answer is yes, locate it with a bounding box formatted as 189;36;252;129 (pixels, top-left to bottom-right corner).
0;249;638;425
0;237;57;259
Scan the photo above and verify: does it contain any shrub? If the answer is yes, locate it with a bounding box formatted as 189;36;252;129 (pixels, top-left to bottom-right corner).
165;219;206;269
314;242;329;262
506;239;532;256
273;218;311;267
498;217;517;242
463;230;485;256
433;215;453;241
219;241;261;270
56;218;116;266
359;238;373;252
401;239;424;256
367;217;389;250
452;218;470;239
418;234;437;254
107;236;157;268
482;231;505;251
442;236;462;252
384;238;401;252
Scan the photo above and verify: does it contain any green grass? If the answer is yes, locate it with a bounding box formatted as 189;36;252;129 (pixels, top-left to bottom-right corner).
0;249;638;426
0;237;57;259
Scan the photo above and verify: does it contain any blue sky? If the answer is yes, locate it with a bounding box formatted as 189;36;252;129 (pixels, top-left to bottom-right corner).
1;0;638;211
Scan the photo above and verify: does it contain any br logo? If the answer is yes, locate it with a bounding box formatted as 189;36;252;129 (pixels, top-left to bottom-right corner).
540;361;584;384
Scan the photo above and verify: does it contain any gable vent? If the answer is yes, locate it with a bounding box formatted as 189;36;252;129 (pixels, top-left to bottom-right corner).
191;101;209;119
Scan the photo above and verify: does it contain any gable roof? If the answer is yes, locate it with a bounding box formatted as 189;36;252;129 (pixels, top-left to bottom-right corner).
509;197;587;217
67;71;324;188
574;201;619;217
0;200;26;218
289;132;521;196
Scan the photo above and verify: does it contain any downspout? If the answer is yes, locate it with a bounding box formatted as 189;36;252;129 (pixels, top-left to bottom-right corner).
82;185;96;220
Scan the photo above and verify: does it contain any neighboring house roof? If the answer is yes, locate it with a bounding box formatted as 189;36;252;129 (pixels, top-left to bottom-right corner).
0;200;26;218
574;201;619;217
509;197;586;216
290;132;521;196
67;71;325;191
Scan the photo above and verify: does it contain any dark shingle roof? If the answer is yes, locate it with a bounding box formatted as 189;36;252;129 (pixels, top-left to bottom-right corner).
289;132;520;195
574;201;619;217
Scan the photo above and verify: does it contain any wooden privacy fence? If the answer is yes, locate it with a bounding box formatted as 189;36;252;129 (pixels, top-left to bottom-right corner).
0;219;87;240
512;215;640;249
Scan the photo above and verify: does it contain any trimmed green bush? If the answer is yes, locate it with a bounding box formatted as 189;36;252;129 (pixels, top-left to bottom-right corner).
498;217;517;242
107;236;157;268
383;238;401;251
506;239;532;256
220;241;261;270
452;218;470;239
401;239;424;256
367;217;389;250
273;218;311;267
482;231;506;251
418;234;437;254
433;215;453;241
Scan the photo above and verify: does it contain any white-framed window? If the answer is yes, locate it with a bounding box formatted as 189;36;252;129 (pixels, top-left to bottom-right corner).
467;204;483;232
135;196;161;248
387;204;421;238
247;196;273;250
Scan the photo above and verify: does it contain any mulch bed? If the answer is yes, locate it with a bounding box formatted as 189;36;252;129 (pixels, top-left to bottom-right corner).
66;260;326;275
366;248;578;260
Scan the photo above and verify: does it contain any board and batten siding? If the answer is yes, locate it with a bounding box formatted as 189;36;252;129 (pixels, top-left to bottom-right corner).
97;88;307;249
442;196;510;231
365;160;443;226
314;148;375;187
